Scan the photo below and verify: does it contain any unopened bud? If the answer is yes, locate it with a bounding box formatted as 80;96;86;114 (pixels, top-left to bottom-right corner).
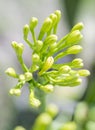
32;53;40;63
40;17;52;33
29;17;38;30
78;69;90;77
5;67;18;78
46;104;58;118
23;24;29;39
19;74;25;81
24;72;33;81
67;45;83;54
70;78;82;87
40;84;54;93
11;41;24;56
54;10;61;22
71;58;84;68
14;126;26;130
36;40;43;51
49;13;57;26
9;88;21;96
66;30;83;46
29;97;41;107
71;22;84;31
39;56;54;75
44;34;58;45
59;65;71;73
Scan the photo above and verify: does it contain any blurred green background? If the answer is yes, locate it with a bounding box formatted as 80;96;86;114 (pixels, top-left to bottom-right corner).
0;0;95;130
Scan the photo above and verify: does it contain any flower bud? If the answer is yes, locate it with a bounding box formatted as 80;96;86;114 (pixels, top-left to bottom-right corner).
60;122;77;130
19;74;25;81
67;45;83;54
44;34;58;45
54;10;61;22
66;30;83;46
39;56;54;75
71;58;84;68
11;41;24;56
49;13;57;26
78;69;90;77
71;22;84;31
32;53;40;63
5;67;18;78
36;40;43;51
29;17;38;30
59;65;71;73
40;84;54;93
70;78;82;87
9;88;21;96
29;97;41;107
24;72;33;81
40;17;52;33
46;104;58;118
23;24;29;39
14;126;26;130
33;113;52;130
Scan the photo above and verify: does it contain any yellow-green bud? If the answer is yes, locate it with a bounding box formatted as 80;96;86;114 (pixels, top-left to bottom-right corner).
71;22;84;31
60;122;77;130
36;40;43;51
9;88;21;96
39;56;54;75
46;104;58;118
67;45;83;54
44;34;58;45
49;13;57;26
54;10;61;22
70;78;82;87
29;17;38;30
32;53;40;63
24;72;33;81
19;74;25;81
29;97;41;107
14;126;26;130
23;24;29;39
78;69;90;77
40;84;54;93
71;58;84;68
59;65;71;73
66;30;83;46
11;41;24;56
40;17;52;33
5;67;18;78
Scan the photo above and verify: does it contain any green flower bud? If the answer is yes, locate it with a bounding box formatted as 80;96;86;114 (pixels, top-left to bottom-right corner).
46;104;58;118
39;56;54;75
29;17;38;30
66;30;83;46
14;126;26;130
11;41;24;56
33;113;52;130
70;78;82;87
36;40;43;51
71;58;84;68
23;24;29;39
67;45;83;54
60;122;77;130
59;65;71;73
74;102;89;124
49;13;57;26
9;88;21;96
5;67;18;78
44;34;58;45
40;17;52;33
29;97;41;107
32;53;40;63
40;84;54;93
19;74;25;81
24;72;33;81
78;69;90;77
54;10;61;22
71;22;84;31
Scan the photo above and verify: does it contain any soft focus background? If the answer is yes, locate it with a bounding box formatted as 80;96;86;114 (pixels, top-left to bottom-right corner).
0;0;95;130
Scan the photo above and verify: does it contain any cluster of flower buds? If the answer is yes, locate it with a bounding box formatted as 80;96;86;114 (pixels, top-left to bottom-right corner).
5;10;90;107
